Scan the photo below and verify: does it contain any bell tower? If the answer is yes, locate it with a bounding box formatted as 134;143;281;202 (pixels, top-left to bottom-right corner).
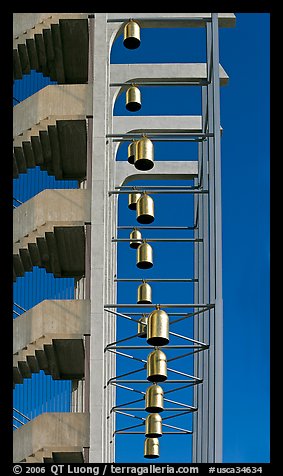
13;12;235;464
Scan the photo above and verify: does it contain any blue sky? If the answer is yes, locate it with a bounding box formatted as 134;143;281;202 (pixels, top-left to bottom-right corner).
13;13;270;464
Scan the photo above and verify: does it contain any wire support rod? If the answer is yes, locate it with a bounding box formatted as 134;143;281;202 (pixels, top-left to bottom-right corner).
107;16;212;23
113;411;193;434
170;306;212;325
104;303;214;309
115;431;191;434
13;197;23;204
111;382;197;411
110;380;202;384
107;133;213;138
105;332;141;349
106;345;205;350
109;190;208;195
13;408;30;420
104;308;140;323
110;80;209;87
117;226;196;230
106;348;203;380
116;185;201;190
112;407;195;412
114;278;198;283
120;312;192;317
112;238;203;243
13;302;27;312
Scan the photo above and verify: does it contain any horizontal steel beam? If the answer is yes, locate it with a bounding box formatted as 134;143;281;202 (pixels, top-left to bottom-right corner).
104;304;214;308
112;238;203;242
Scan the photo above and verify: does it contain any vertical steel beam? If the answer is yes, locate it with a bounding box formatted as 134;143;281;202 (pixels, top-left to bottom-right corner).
89;13;113;463
202;13;223;463
211;13;223;463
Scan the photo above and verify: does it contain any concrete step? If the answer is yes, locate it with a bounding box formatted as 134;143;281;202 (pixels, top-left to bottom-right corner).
13;17;88;84
13;412;89;463
13;119;87;180
13;189;90;280
13;300;90;384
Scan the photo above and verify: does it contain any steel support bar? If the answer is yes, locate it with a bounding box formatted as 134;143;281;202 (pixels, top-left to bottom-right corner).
110;81;209;87
114;278;197;283
107;345;204;350
109;190;208;195
117;226;196;229
111;380;201;384
115;431;191;434
112;238;203;242
107;133;212;138
107;17;212;23
112;408;195;412
104;304;214;309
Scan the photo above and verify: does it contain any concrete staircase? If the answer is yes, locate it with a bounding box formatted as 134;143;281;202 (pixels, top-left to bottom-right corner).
13;299;90;385
13;413;89;463
13;189;90;280
13;14;89;83
13;119;87;180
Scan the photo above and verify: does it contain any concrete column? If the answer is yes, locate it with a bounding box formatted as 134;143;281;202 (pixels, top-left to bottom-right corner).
89;13;113;463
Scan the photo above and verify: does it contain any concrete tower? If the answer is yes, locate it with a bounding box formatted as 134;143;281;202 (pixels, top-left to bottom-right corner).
13;13;235;463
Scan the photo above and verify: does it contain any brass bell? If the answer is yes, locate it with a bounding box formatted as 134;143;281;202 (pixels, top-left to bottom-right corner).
134;137;154;171
137;315;148;338
130;228;142;249
128;140;138;164
136;241;153;269
126;85;141;112
145;384;164;412
147;307;169;346
136;193;154;224
145;414;162;438
144;437;159;459
147;348;167;382
123;19;140;49
128;191;141;210
137;280;152;304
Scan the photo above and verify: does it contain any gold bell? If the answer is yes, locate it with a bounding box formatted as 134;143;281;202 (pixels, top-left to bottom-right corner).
145;384;164;412
144;437;159;459
134;137;154;171
128;140;138;164
136;241;153;269
137;315;148;338
126;85;141;112
123;19;141;50
147;307;169;346
128;191;141;210
145;413;162;438
137;281;152;304
136;193;154;224
130;228;142;249
147;348;167;382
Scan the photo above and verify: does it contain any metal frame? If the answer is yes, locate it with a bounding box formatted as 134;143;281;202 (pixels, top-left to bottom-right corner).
87;12;224;464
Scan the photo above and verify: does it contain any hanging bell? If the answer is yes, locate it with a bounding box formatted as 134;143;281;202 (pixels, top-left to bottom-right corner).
126;85;141;112
123;20;141;49
134;137;154;171
128;191;141;210
145;414;162;438
137;281;152;304
136;193;154;224
144;437;159;459
147;348;167;382
136;241;153;269
147;307;169;346
128;140;138;164
137;315;148;338
130;228;142;249
145;384;164;413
